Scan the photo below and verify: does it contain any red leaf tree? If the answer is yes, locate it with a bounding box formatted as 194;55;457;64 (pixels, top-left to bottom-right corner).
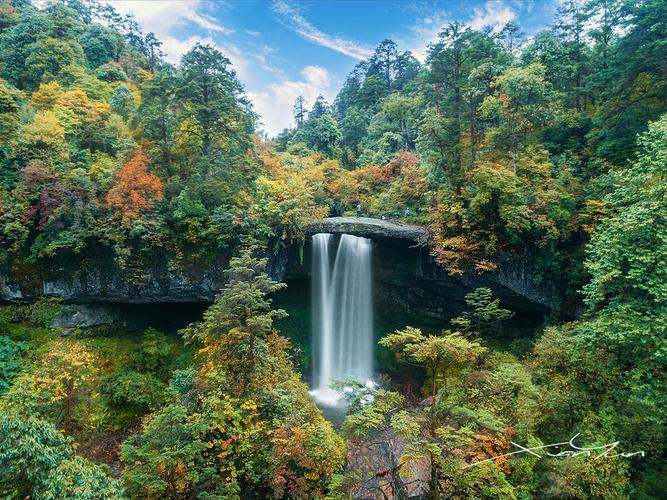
105;151;163;227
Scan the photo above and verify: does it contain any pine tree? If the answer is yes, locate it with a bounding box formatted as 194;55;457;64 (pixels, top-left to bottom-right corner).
293;95;307;128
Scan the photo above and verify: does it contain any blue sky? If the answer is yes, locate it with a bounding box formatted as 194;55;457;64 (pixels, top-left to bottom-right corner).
104;1;562;135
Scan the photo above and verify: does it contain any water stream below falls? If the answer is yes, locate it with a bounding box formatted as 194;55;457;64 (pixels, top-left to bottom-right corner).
310;233;374;406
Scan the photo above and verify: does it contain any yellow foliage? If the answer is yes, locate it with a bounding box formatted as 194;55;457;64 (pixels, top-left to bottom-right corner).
56;89;110;126
30;81;63;110
579;199;608;234
430;234;483;275
2;339;100;433
23;110;65;144
56;89;91;112
135;68;153;84
175;116;204;156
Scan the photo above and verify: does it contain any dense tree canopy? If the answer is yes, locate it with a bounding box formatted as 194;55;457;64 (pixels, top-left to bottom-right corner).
0;0;665;497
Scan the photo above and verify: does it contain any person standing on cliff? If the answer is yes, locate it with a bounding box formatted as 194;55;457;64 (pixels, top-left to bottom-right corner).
356;204;362;218
405;207;411;217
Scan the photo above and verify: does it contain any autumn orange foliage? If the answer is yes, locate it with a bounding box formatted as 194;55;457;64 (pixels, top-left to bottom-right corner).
105;151;163;226
270;424;333;498
468;429;514;473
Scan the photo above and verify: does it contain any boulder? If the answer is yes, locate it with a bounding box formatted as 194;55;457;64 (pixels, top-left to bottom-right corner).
48;304;118;329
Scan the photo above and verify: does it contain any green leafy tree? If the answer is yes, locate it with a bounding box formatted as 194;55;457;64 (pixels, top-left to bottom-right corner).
0;335;26;395
300;113;341;158
554;0;591;111
120;403;213;498
294;96;341;158
292;94;307;128
23;36;86;90
109;83;134;118
587;0;667;165
143;31;163;70
0;9;52;88
529;116;667;495
125;249;344;497
451;287;514;336
579;115;667;450
3;340;99;434
367;39;399;92
380;328;490;497
0;411;122;498
369;93;421;155
181;245;287;391
0;79;21;166
480;63;556;173
78;23;124;68
424;25;508;184
135;68;177;173
424;23;473;182
336;327;539;498
102;369;167;422
338;105;369;164
176;43;254;175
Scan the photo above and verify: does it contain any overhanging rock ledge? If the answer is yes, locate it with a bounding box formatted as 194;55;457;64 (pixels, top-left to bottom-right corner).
302;217;429;244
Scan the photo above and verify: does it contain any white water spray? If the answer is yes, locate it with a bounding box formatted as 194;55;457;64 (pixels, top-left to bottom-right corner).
311;233;373;406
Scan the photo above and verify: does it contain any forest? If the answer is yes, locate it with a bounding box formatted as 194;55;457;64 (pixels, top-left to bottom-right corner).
0;0;665;498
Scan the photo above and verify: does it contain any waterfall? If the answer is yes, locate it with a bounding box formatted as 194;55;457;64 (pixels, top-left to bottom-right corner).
311;233;373;405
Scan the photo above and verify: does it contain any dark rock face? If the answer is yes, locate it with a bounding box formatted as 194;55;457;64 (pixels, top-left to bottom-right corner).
286;235;557;321
0;262;226;303
1;218;558;320
378;243;557;320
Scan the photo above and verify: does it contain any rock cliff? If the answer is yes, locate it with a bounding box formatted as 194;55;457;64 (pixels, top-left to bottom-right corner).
1;218;558;320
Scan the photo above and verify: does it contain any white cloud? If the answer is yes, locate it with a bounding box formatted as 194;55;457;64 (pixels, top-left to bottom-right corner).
158;35;210;65
158;35;250;79
401;1;516;62
36;1;236;67
106;1;267;94
102;1;235;65
469;0;516;32
272;0;372;60
403;11;450;62
250;45;282;74
218;42;254;82
249;65;338;136
106;1;233;36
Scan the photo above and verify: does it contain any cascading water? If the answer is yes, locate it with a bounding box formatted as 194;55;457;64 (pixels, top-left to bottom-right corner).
311;233;374;406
